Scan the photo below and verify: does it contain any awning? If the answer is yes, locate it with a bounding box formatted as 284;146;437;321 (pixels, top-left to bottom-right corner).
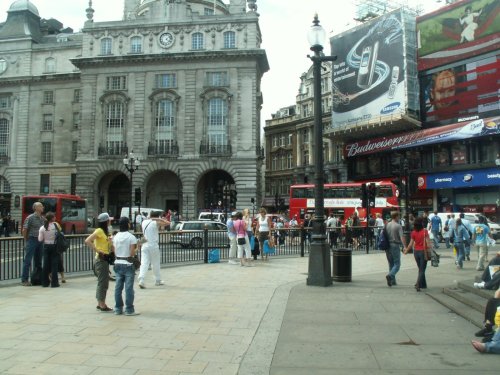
345;117;499;158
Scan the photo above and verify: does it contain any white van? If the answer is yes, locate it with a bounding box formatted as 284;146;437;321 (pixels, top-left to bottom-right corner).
119;207;164;221
430;212;499;240
198;212;226;223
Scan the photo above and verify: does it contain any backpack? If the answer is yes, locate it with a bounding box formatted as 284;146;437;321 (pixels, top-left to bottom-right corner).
378;225;390;251
54;223;69;254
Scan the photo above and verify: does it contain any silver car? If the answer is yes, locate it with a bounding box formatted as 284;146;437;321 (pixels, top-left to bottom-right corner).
172;221;229;248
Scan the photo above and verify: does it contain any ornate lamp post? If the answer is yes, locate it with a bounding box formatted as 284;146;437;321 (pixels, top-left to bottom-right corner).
123;151;140;220
306;14;336;286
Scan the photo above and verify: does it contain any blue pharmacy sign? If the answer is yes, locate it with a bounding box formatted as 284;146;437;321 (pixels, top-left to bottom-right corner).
418;168;500;189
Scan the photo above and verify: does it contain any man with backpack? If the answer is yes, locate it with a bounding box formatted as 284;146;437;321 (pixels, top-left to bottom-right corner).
460;213;473;261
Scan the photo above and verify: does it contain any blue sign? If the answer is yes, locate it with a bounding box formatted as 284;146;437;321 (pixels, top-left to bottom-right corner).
423;168;500;189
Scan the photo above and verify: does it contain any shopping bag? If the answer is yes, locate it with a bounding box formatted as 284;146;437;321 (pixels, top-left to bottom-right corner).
263;240;276;255
208;249;220;263
250;236;255;251
487;236;496;247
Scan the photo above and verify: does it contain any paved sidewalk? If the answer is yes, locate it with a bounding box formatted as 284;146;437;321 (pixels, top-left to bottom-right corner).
0;247;497;375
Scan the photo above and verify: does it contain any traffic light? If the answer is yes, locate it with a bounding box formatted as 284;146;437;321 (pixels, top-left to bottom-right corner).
361;183;368;208
368;183;377;208
230;189;237;207
134;187;141;206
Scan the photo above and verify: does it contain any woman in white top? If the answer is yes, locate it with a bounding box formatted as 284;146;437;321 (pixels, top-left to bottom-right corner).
38;212;60;288
112;217;139;316
256;208;273;260
242;208;254;263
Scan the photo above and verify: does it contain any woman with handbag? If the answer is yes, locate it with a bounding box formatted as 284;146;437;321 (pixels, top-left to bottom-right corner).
404;217;431;291
233;212;252;266
112;217;139;316
38;212;60;288
85;212;114;312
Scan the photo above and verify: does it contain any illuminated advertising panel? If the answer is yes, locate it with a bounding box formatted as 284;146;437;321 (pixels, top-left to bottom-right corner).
417;0;500;70
420;54;499;126
330;9;416;128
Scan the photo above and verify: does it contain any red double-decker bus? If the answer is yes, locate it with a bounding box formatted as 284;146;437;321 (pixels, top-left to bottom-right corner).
289;181;399;224
22;194;87;234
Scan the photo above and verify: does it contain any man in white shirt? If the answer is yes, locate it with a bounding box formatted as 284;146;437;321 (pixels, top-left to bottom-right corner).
375;213;384;250
138;211;169;289
326;213;338;248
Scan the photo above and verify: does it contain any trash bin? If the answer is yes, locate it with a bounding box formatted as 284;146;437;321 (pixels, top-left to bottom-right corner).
332;248;352;282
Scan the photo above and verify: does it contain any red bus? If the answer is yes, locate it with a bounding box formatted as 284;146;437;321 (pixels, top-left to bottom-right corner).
289;181;399;224
22;194;87;234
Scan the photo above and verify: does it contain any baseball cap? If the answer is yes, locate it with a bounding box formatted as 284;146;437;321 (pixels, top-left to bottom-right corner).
98;212;110;222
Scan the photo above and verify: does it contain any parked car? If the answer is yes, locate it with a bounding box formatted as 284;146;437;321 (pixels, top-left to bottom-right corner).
198;212;226;222
171;221;229;248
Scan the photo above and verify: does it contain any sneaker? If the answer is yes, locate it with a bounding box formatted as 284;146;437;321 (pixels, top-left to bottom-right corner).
466;255;470;261
155;280;164;286
473;282;485;289
21;281;31;286
138;282;146;289
385;275;392;287
114;310;123;315
125;311;140;316
475;324;493;337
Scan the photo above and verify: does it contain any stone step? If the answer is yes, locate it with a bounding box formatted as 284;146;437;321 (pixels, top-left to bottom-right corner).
427;289;484;328
442;286;488;313
457;281;496;299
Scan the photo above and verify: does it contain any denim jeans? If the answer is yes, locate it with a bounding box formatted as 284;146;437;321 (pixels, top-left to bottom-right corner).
431;229;440;249
114;263;135;314
21;237;43;282
414;250;427;289
386;243;401;283
455;242;465;268
485;328;500;354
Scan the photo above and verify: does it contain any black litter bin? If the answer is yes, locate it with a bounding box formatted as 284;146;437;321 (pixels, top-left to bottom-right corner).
332;247;352;282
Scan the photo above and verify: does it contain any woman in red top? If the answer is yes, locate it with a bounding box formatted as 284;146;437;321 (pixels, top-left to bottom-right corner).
404;217;431;291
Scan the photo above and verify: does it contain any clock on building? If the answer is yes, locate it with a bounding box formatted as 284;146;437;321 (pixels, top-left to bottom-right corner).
158;32;174;48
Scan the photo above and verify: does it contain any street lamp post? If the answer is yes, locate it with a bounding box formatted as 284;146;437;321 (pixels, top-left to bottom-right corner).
306;14;335;286
123;151;140;220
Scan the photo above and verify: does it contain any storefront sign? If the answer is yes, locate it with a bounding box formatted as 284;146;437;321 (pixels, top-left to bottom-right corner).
345;116;499;157
417;167;500;189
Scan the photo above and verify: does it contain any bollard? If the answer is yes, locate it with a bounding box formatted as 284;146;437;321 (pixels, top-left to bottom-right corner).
332;247;352;282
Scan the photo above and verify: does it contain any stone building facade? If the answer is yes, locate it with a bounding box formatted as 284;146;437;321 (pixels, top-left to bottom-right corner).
0;0;268;222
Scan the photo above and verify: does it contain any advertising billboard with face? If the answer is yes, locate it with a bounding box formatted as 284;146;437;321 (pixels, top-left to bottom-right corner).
421;54;499;126
330;9;416;128
417;0;500;70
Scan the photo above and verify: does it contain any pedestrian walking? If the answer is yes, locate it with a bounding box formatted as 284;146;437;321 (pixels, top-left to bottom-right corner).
137;211;169;288
385;211;407;287
460;213;473;261
374;213;384;250
404;217;432;291
453;217;470;270
429;210;442;249
85;212;114;312
473;215;492;271
113;217;139;316
21;202;45;286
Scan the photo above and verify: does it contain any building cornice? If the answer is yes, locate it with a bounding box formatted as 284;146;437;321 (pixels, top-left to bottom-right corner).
71;49;269;72
0;72;80;86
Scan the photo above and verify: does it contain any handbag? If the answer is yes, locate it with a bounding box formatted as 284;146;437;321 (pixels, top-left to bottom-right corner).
430;250;440;267
424;231;432;261
129;256;141;270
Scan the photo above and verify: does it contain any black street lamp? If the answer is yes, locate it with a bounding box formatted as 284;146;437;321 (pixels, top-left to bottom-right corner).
306;14;336;287
123;151;140;220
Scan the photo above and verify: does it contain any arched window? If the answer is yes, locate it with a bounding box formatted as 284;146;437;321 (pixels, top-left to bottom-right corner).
155;99;176;153
0;118;9;157
192;32;204;50
106;101;124;154
100;37;112;55
0;176;10;192
45;57;56;73
223;31;236;49
130;36;142;53
207;98;227;150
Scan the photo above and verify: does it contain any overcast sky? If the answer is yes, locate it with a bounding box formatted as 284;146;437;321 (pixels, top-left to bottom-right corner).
0;0;443;126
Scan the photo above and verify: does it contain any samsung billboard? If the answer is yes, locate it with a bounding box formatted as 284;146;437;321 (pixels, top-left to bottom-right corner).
417;0;500;70
330;9;417;128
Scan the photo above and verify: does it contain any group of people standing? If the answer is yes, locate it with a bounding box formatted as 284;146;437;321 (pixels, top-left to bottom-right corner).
21;202;66;288
84;211;169;315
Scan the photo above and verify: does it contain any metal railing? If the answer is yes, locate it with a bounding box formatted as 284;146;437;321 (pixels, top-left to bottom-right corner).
0;226;384;282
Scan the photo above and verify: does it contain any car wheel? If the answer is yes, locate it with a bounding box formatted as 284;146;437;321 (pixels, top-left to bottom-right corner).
190;237;203;248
